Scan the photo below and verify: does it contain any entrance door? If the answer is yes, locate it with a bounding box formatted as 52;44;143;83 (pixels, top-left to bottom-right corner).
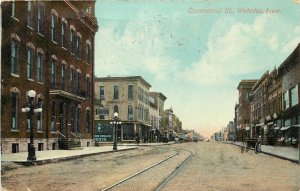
60;103;66;135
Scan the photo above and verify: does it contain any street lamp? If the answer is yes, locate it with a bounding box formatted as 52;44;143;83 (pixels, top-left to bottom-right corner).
21;90;42;161
110;112;122;150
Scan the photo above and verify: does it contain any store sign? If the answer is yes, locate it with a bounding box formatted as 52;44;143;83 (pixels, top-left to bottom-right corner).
94;122;113;142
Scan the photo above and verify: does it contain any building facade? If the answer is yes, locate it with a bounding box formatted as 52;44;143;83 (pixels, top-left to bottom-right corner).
278;43;300;147
236;80;257;128
94;76;152;143
250;71;269;143
1;1;98;153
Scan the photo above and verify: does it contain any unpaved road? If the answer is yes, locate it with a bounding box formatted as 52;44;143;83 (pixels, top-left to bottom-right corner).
1;142;300;191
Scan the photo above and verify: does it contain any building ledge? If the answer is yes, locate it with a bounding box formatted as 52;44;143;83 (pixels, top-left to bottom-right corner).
50;89;86;102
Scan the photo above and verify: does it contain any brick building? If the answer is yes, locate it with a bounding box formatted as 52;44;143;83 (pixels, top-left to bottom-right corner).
236;80;257;129
94;76;152;143
1;1;98;153
250;71;269;143
278;43;300;147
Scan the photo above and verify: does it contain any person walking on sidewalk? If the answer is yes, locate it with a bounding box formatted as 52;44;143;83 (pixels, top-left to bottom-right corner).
135;133;140;145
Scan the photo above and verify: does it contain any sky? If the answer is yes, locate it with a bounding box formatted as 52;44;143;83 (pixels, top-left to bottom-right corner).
94;0;300;138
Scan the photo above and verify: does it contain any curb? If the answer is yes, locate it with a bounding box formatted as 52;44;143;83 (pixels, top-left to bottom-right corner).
13;147;138;166
229;142;299;164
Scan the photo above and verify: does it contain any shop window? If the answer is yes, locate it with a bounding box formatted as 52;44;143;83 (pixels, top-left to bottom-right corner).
12;143;19;153
38;143;43;151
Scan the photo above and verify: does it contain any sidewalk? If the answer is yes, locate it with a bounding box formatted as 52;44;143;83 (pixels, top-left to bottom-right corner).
1;142;175;165
230;141;299;163
1;145;137;165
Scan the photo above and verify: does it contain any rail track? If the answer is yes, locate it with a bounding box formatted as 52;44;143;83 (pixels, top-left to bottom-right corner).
99;148;194;191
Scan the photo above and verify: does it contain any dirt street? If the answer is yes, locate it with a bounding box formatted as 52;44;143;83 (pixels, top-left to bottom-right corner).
1;142;300;191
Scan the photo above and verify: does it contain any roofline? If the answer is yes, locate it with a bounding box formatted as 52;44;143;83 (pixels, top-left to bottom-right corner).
252;70;269;90
150;92;167;101
237;80;258;89
95;76;152;88
278;43;300;71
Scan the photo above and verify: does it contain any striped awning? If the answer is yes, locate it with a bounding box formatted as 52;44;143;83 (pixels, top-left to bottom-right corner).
281;126;291;131
255;123;264;127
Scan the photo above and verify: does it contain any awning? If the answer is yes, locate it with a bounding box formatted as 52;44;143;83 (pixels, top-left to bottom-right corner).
267;122;273;126
274;126;280;130
281;126;291;131
255;123;264;127
293;124;300;128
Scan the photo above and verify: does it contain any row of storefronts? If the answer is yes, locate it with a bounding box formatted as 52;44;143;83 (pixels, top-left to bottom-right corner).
236;43;300;147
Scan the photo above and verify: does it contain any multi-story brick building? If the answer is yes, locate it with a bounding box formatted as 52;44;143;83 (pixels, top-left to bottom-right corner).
237;80;257;129
250;71;269;143
1;1;98;153
278;43;300;147
263;68;283;145
94;76;152;143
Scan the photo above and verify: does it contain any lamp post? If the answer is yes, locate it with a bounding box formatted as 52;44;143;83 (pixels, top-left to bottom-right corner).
110;112;121;150
21;90;42;161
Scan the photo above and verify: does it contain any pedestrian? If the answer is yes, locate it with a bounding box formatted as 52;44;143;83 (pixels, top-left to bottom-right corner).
135;133;140;145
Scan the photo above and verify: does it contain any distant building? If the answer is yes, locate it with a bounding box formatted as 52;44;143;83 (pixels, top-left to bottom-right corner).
251;71;269;144
149;92;167;142
94;76;151;143
1;1;98;153
237;80;257;128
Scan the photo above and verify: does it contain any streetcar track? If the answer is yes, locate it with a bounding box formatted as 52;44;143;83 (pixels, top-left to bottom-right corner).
99;149;194;191
154;149;194;191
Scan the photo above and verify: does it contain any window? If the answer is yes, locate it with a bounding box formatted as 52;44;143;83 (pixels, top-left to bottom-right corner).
86;41;91;64
86;109;90;133
61;20;67;48
114;86;119;100
61;64;66;90
76;34;81;58
114;105;119;114
51;100;56;132
37;98;42;132
27;48;33;79
27;1;33;28
51;13;57;42
100;86;105;100
128;85;133;100
77;107;81;132
128;105;133;120
11;0;16;17
283;91;289;109
290;86;298;107
11;92;18;130
12;143;19;153
37;52;43;82
37;4;44;34
11;40;18;75
77;72;81;96
50;59;56;86
70;30;75;54
70;68;75;94
86;76;91;98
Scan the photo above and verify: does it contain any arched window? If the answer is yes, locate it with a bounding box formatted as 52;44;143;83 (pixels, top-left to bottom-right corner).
37;95;44;132
10;34;20;75
37;48;44;82
61;18;67;48
51;9;58;42
86;40;91;64
10;87;20;130
76;32;82;59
